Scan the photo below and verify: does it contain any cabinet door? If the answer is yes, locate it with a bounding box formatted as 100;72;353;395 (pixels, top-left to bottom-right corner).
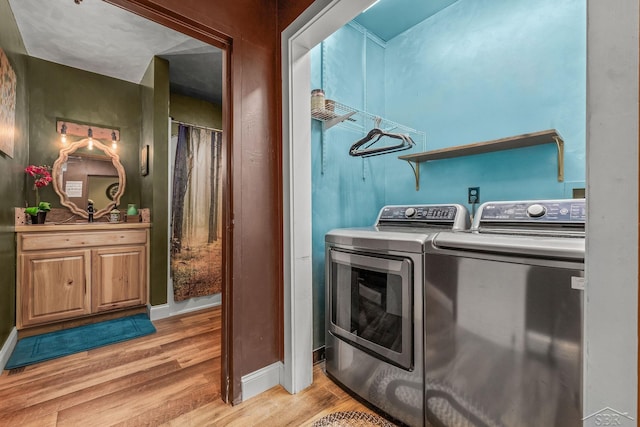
92;245;147;312
19;250;91;328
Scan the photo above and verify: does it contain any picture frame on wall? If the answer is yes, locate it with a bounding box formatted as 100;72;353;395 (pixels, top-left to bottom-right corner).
0;48;17;158
106;182;119;200
141;145;149;176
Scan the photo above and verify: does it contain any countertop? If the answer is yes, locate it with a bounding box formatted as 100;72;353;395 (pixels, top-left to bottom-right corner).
15;222;152;233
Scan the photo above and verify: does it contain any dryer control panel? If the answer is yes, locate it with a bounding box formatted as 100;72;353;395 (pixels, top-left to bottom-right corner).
376;204;470;230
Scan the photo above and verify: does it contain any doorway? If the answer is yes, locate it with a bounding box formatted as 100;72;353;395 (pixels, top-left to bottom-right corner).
6;0;232;401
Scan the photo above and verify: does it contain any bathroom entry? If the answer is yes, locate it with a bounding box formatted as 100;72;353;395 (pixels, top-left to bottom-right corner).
170;122;223;302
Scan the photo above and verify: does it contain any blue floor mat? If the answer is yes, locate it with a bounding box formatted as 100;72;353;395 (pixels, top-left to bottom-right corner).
5;313;156;369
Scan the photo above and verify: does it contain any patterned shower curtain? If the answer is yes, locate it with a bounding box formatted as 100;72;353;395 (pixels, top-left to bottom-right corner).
171;124;223;301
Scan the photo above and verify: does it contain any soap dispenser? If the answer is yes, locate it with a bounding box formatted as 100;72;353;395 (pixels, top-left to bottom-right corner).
87;199;94;223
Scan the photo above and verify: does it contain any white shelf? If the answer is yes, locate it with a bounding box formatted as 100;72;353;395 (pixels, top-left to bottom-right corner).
311;100;426;148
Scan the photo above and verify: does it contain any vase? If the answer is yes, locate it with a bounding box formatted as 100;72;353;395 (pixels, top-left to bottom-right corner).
30;211;47;224
127;204;138;216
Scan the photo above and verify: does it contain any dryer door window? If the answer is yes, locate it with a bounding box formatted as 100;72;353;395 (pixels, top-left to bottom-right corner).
328;249;413;370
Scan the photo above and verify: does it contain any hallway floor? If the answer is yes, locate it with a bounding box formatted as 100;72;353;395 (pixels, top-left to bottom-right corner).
0;307;380;426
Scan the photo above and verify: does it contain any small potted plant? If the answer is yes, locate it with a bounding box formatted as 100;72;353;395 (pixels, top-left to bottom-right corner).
24;165;52;224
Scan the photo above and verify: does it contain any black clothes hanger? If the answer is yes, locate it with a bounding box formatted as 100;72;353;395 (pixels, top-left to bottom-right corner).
349;128;415;157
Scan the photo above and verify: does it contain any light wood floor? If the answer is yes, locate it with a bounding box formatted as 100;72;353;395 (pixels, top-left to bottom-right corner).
0;307;384;426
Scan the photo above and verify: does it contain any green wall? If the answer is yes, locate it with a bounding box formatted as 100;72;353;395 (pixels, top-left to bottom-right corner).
0;32;175;352
141;57;170;306
0;5;212;352
28;56;172;307
170;92;222;132
0;0;28;347
27;58;142;209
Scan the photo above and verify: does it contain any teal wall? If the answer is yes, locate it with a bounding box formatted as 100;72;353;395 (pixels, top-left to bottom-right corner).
311;24;388;349
311;0;586;349
383;0;586;204
0;0;29;347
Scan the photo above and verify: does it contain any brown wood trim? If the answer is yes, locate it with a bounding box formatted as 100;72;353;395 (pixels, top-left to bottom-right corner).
103;0;232;49
221;43;234;404
99;0;235;405
275;28;284;363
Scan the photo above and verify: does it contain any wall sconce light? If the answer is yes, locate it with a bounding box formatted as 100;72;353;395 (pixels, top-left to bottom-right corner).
60;123;67;145
87;128;94;150
56;119;120;149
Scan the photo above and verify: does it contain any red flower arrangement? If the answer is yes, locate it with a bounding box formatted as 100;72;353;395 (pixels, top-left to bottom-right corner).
25;165;52;215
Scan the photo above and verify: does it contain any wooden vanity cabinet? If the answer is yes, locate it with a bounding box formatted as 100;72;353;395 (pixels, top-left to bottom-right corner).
92;245;146;313
16;224;150;329
20;249;92;326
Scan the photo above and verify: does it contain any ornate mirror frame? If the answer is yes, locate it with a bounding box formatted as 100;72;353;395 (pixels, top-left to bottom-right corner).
52;138;126;219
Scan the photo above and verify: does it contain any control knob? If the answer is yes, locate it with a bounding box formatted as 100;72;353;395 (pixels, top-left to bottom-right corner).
405;207;416;218
527;204;546;218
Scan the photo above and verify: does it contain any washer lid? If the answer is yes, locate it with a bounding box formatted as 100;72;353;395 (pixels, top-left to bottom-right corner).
433;231;585;260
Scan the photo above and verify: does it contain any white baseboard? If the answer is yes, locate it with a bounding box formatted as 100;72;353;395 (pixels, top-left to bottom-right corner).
148;298;222;322
241;361;284;402
169;299;221;317
0;328;18;371
148;303;172;321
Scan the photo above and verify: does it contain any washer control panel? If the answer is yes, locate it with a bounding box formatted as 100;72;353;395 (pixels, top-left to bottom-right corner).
377;204;470;230
477;199;586;224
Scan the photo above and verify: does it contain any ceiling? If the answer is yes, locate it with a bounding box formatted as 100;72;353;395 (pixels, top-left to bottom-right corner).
353;0;459;41
8;0;223;104
6;0;456;105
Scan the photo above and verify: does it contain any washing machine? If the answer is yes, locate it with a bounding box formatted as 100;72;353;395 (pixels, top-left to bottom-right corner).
325;204;470;426
423;199;585;427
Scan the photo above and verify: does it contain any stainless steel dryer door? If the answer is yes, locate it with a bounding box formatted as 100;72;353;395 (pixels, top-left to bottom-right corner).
328;248;413;370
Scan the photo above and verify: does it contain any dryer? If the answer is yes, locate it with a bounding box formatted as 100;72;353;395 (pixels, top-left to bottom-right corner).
325;204;470;426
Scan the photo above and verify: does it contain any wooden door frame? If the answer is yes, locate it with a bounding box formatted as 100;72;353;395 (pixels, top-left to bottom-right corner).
103;0;234;402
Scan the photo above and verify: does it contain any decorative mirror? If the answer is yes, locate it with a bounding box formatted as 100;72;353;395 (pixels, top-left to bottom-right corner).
52;138;126;219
